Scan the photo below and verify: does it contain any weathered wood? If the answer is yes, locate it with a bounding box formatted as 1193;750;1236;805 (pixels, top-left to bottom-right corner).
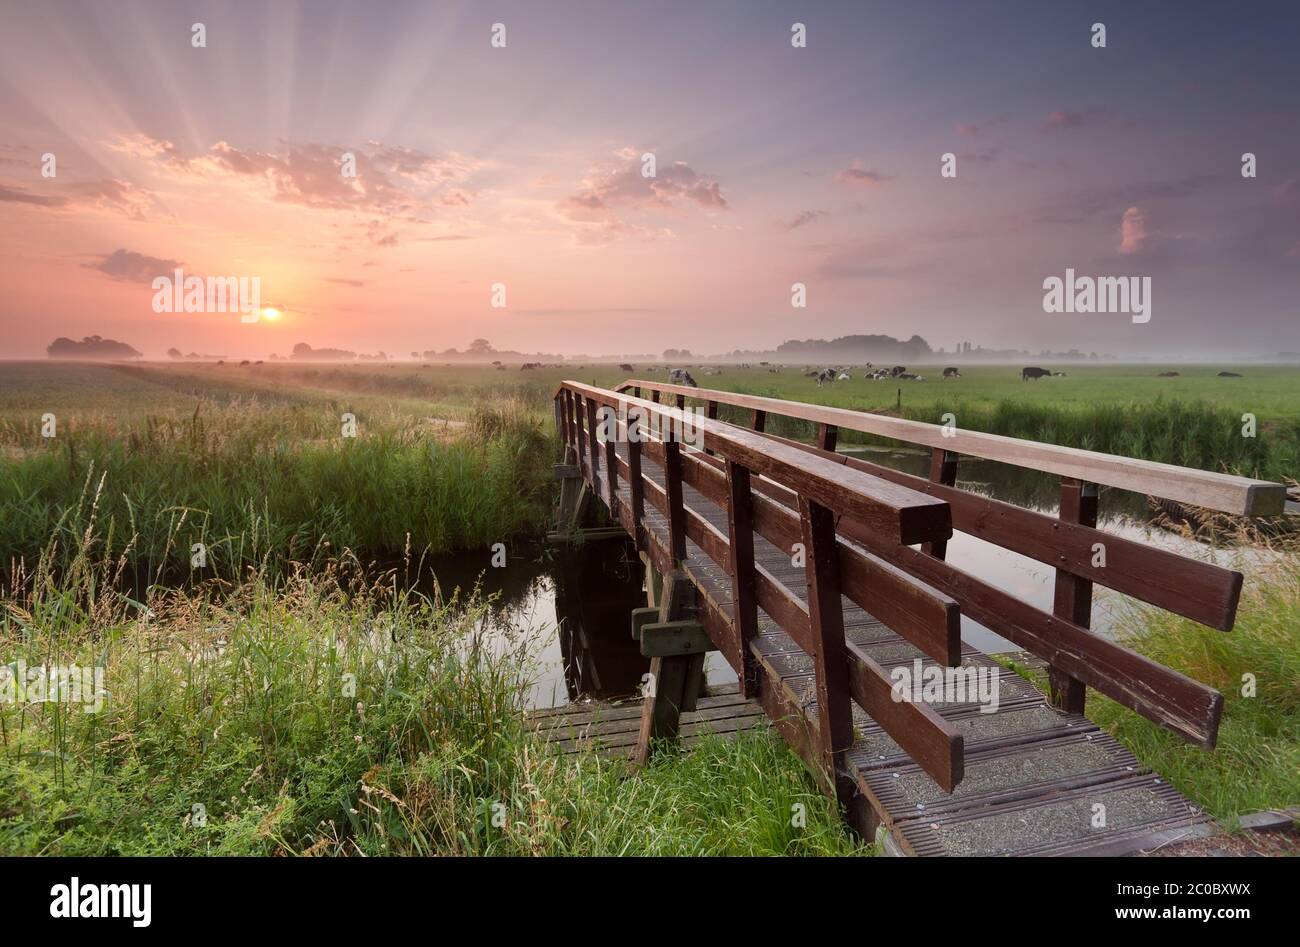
751;426;1243;632
1049;479;1096;714
603;406;619;518
752;409;766;433
565;382;953;547
817;422;838;453
800;496;855;810
675;445;960;665
639;619;716;657
664;440;687;562
845;642;964;791
585;397;600;489
634;570;701;764
921;448;958;559
613;379;1286;516
628;436;645;550
630;606;659;642
726;461;760;697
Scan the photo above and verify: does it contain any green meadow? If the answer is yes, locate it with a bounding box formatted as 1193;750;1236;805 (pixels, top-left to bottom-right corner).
0;359;1296;854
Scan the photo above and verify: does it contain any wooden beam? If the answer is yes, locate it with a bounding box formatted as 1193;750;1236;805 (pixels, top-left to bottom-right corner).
1049;478;1097;714
921;448;958;559
751;426;1243;632
726;461;760;696
616;379;1285;516
800;496;855;810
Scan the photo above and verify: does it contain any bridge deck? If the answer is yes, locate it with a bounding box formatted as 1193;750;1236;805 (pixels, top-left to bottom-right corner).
589;443;1208;856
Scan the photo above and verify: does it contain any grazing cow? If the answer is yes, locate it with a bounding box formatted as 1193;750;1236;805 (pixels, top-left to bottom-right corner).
1051;371;1067;377
816;368;837;386
942;367;961;379
619;363;633;372
898;372;924;381
889;365;907;377
670;368;698;386
1217;371;1242;377
837;372;851;381
1021;366;1050;381
1157;371;1179;377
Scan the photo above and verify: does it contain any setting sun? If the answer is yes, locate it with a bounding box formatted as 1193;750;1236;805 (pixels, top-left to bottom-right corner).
260;307;281;321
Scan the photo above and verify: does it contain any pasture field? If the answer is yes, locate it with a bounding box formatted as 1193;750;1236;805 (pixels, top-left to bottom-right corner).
0;358;1296;855
1;358;1296;579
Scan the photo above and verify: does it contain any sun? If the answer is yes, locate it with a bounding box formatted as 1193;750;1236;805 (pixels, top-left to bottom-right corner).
260;307;281;321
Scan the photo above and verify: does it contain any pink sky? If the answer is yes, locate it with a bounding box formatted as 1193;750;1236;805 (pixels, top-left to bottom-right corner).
2;1;1299;360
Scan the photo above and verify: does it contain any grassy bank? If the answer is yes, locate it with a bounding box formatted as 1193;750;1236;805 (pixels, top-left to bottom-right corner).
1004;545;1300;825
0;559;860;856
0;396;555;582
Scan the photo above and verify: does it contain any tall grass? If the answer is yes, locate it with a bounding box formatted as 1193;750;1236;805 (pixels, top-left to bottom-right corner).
1003;542;1300;824
0;539;860;856
0;397;556;583
1088;544;1300;824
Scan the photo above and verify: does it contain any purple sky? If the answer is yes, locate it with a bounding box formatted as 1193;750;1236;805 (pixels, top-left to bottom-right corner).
2;0;1298;359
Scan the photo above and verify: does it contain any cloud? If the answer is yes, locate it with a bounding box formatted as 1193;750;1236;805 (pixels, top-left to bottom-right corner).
83;249;181;283
557;148;728;243
106;134;480;223
0;183;66;207
1038;107;1114;132
324;277;366;287
780;209;826;230
956;114;1008;138
0;177;162;219
1118;206;1151;254
836;165;890;187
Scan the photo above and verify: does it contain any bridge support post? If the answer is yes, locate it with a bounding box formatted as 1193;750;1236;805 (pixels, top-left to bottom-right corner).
1048;478;1098;714
633;567;709;766
922;449;959;559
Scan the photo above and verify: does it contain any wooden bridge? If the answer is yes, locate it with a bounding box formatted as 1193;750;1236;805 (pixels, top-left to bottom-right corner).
548;378;1287;856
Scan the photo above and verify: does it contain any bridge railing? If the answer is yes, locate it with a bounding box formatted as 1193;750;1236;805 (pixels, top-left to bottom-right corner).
613;378;1283;750
557;381;966;793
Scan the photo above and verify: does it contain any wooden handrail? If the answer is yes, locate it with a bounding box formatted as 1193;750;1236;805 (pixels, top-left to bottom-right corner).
563;381;952;547
615;379;1287;517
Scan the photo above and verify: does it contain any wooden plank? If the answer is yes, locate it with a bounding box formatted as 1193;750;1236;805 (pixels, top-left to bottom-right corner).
640;620;716;657
755;563;813;653
614;379;1286;516
753;427;1243;632
563;383;952;547
845;642;964;792
921;448;958;559
585;397;600;487
800;496;855;808
842;528;1225;748
664;440;687;562
1049;478;1095;714
818;422;838;453
677;446;960;665
628;436;645;550
726;461;760;696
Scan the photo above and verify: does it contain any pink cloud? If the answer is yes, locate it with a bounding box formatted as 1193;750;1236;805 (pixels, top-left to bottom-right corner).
836;165;889;187
1118;206;1151;255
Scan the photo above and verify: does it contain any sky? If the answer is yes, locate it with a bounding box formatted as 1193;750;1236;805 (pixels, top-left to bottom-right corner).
1;0;1298;360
